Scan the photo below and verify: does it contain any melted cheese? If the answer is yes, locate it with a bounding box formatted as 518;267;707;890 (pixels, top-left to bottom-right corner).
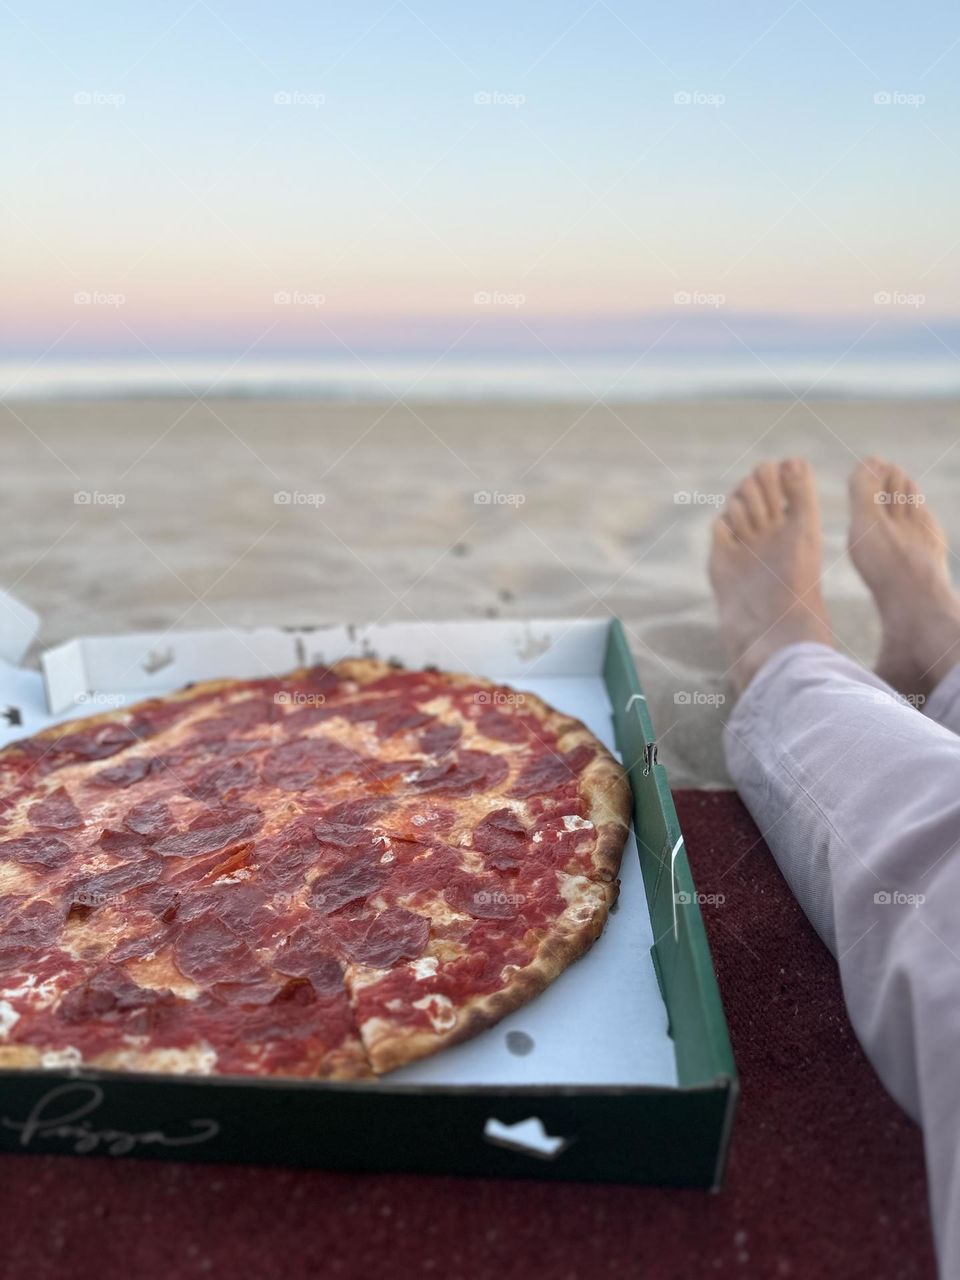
412;993;457;1032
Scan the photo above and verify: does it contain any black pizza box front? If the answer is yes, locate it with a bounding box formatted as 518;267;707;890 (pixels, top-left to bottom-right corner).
0;1071;730;1186
0;616;737;1186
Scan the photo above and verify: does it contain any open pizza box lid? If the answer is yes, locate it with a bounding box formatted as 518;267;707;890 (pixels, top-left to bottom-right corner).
39;621;612;712
0;614;736;1184
0;589;40;666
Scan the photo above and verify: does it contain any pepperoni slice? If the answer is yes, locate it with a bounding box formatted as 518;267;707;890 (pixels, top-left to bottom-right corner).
90;756;152;788
323;907;429;968
0;894;29;925
275;927;345;997
336;696;399;725
70;855;163;908
124;798;173;837
196;882;271;936
190;698;276;742
324;797;387;826
152;738;267;778
0;789;25;825
306;959;344;998
383;843;462;896
52;722;139;760
109;929;170;963
362;671;438;699
283;705;335;730
391;806;457;840
313;821;384;853
473;807;528;853
445;874;523;919
57;968;174;1024
127;697;192;737
260;738;363;790
476;708;528;743
299;665;343;695
153;809;262;858
57;974;129;1021
419;722;461;756
98;828;145;855
0;833;72;868
564;745;596;773
276;667;342;713
257;820;321;890
0;900;66;970
205;738;273;759
173;913;261;985
188;757;258;801
472;808;529;869
195;843;254;886
367;758;420;784
122;880;181;926
28;786;83;830
412;749;509;796
376;707;434;737
275;928;325;975
310;858;386;915
509;746;596;798
213;976;312;1006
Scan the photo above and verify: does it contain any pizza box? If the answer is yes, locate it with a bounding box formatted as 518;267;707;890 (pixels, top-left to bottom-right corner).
0;611;737;1187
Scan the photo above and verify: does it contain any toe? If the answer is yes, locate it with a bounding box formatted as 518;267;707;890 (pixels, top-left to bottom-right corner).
888;465;911;515
780;458;816;516
724;495;753;540
850;456;893;514
899;473;939;538
754;461;785;520
734;476;768;529
711;513;736;550
850;455;883;494
903;475;924;516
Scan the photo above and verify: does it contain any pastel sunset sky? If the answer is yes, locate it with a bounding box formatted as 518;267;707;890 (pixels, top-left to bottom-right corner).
3;0;959;357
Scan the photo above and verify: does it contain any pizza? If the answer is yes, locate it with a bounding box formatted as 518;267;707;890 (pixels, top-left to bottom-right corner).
0;660;631;1079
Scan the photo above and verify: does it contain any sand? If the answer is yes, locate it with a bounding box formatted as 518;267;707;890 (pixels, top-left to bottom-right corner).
2;395;957;787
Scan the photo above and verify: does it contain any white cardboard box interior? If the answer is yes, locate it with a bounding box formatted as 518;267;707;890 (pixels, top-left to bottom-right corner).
0;608;678;1089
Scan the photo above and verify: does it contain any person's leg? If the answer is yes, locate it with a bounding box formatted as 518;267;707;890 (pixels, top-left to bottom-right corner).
924;665;960;736
711;458;960;1277
846;456;960;736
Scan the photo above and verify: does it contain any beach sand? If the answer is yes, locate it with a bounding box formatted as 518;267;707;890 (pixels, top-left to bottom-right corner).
2;396;957;786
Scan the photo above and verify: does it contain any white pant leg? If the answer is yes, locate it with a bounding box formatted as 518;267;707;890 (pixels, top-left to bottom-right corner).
724;642;960;1278
925;665;960;736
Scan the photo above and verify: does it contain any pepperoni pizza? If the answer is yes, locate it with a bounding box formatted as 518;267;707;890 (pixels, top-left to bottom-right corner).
0;660;631;1079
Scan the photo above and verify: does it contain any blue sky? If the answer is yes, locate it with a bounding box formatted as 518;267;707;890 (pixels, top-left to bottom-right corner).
3;0;959;356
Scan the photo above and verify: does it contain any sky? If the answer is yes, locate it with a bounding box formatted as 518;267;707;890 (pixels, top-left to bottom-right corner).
2;0;959;359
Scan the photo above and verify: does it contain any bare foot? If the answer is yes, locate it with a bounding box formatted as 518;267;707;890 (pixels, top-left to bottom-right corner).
848;457;960;697
709;459;833;692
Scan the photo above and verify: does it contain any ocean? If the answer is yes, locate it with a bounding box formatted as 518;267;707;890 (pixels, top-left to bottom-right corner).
2;355;959;402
